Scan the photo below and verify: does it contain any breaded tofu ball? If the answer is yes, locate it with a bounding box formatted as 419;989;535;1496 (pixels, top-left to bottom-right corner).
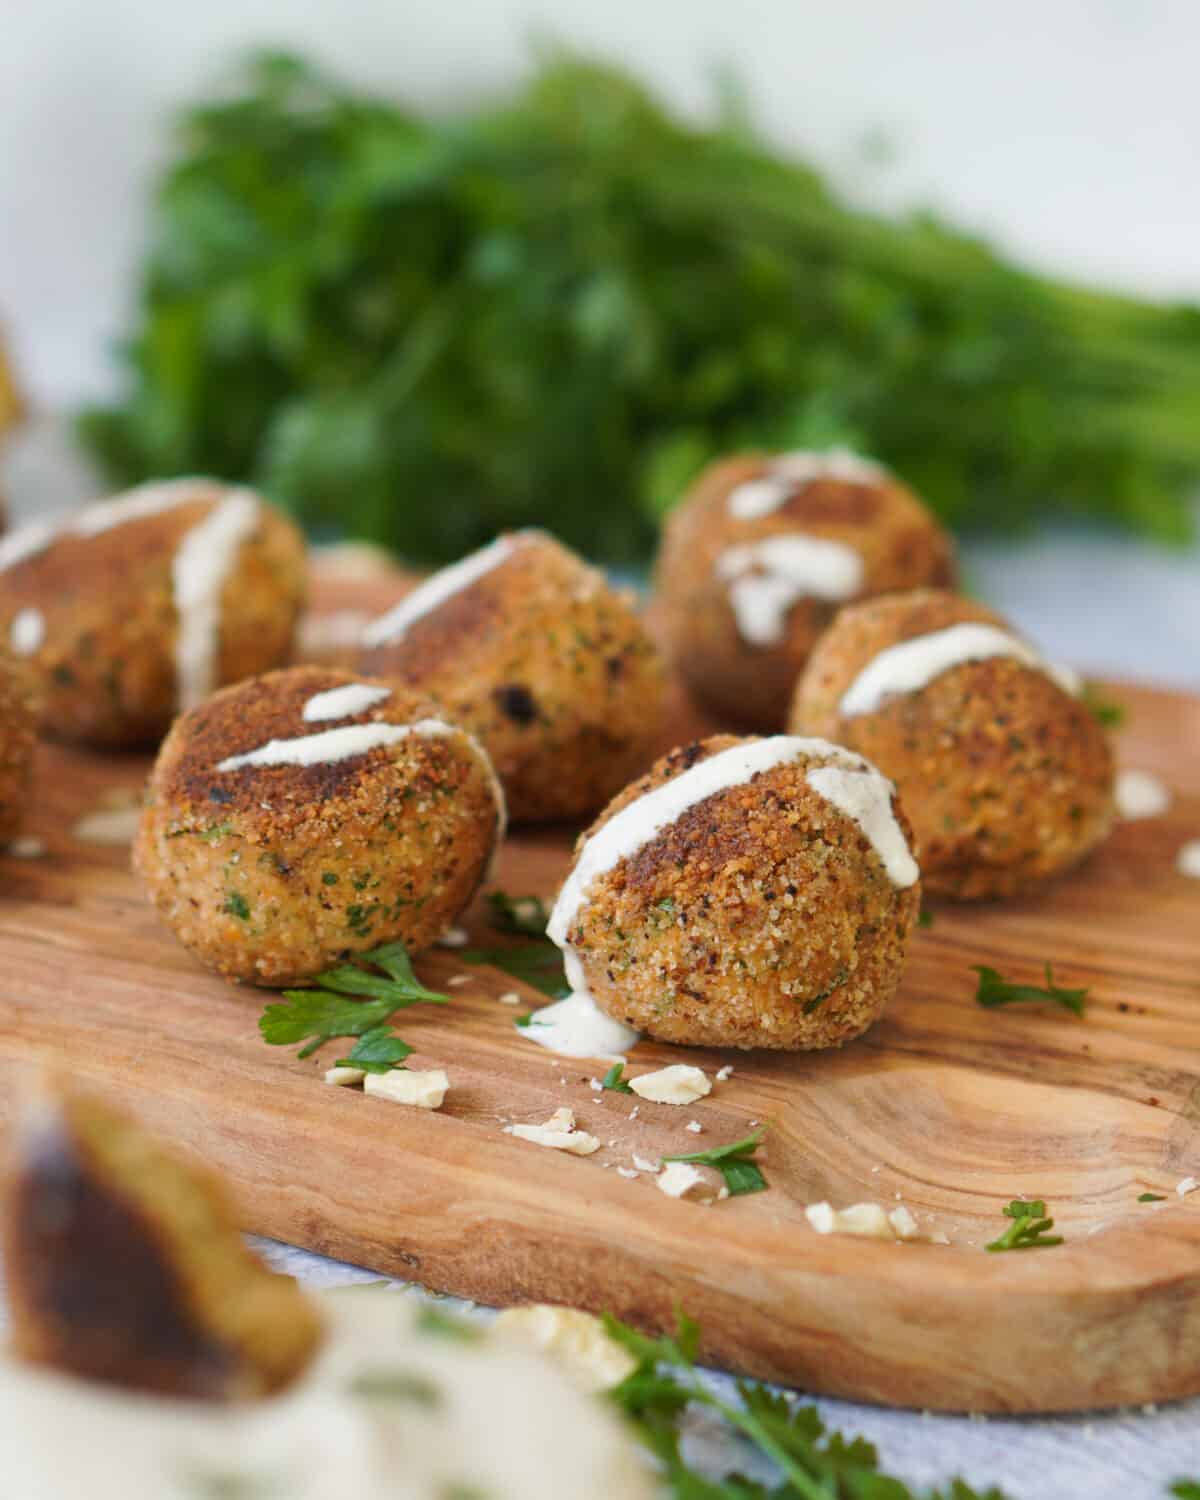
654;449;957;731
0;644;37;844
357;530;665;824
134;665;504;985
789;589;1114;900
0;478;307;748
4;1081;322;1400
548;734;920;1051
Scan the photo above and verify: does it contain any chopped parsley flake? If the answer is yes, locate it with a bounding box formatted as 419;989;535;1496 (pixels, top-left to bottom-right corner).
972;963;1087;1017
985;1199;1063;1253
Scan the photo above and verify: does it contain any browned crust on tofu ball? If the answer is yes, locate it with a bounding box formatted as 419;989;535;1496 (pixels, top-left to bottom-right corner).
561;734;920;1051
134;665;502;985
654;454;957;732
0;646;37;843
0;482;307;748
789;589;1115;901
4;1083;322;1400
358;531;666;823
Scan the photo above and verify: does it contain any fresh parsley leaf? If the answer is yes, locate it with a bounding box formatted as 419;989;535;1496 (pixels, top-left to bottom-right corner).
664;1127;768;1197
1082;684;1127;728
972;963;1087;1017
601;1062;634;1094
1171;1483;1200;1499
258;942;449;1060
917;907;935;929
604;1310;1010;1499
335;1026;414;1074
414;1305;484;1343
487;890;551;937
1139;1192;1167;1202
460;942;568;998
985;1199;1063;1253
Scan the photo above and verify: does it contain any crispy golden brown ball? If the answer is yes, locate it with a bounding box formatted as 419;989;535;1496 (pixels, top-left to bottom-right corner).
0;645;37;844
134;665;504;985
654;451;957;731
557;734;920;1051
0;479;307;749
789;589;1115;900
357;530;666;824
3;1082;322;1400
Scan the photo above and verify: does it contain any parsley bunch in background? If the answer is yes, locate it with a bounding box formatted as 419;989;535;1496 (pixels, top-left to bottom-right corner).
82;50;1200;566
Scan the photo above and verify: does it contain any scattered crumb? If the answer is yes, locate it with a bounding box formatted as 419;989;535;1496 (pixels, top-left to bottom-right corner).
617;1167;639;1180
656;1162;707;1201
632;1154;659;1173
930;1231;951;1246
715;1065;734;1082
72;805;143;846
889;1205;919;1240
497;991;522;1006
1178;841;1200;880
630;1064;711;1105
6;836;45;859
365;1069;449;1109
589;1078;603;1092
435;926;469;949
805;1201;896;1240
508;1107;601;1155
628;1107;640;1120
1114;768;1171;821
447;974;471;988
324;1067;366;1088
871;1164;881;1174
685;1120;703;1134
1177;1176;1198;1197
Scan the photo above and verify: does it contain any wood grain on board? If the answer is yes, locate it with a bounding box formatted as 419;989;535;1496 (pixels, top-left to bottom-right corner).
0;569;1199;1414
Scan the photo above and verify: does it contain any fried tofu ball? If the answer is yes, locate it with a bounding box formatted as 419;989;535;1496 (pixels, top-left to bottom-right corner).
0;478;307;748
550;734;920;1051
654;449;957;731
789;589;1115;900
0;644;37;844
134;666;504;985
3;1082;322;1400
357;530;665;824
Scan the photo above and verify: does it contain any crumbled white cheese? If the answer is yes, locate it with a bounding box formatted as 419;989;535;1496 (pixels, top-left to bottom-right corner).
930;1231;951;1246
498;991;522;1006
447;975;471;988
1177;841;1200;880
1177;1176;1198;1197
436;926;470;949
325;1067;366;1088
616;1167;639;1180
655;1162;706;1200
715;1065;734;1082
805;1201;896;1239
629;1064;711;1106
492;1305;637;1392
632;1155;659;1173
685;1120;703;1134
1114;768;1171;821
589;1078;604;1092
628;1107;640;1120
6;836;45;859
889;1205;919;1241
365;1068;449;1109
508;1107;601;1155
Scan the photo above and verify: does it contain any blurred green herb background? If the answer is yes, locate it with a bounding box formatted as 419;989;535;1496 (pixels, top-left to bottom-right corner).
80;51;1200;566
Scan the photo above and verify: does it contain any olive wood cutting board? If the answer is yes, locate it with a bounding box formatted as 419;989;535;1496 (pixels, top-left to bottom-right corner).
1;569;1199;1414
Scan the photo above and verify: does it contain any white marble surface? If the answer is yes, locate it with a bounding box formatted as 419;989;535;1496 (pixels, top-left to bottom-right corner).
3;421;1200;1495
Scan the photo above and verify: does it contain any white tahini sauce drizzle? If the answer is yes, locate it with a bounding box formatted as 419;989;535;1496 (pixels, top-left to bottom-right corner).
526;737;918;1057
362;532;527;648
69;476;211;537
1115;768;1171;821
0;522;56;575
715;535;864;646
302;682;392;722
727;448;887;519
10;608;44;655
171;490;260;711
839;622;1082;719
217;717;461;772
